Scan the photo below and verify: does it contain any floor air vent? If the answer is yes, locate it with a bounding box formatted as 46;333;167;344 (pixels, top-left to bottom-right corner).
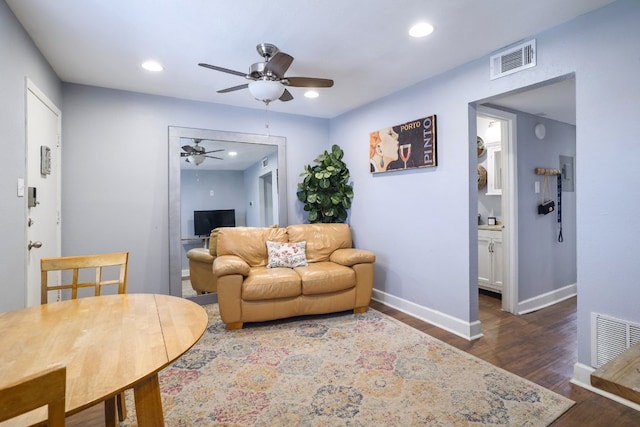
591;312;640;368
490;39;536;80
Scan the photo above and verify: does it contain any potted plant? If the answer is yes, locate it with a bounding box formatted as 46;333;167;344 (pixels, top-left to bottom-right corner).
297;144;354;223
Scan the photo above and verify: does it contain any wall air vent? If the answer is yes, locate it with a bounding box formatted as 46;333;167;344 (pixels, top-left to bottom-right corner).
591;312;640;368
490;39;536;80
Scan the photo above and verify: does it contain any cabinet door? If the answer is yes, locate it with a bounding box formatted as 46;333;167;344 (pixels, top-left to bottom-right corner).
478;235;492;288
491;237;503;290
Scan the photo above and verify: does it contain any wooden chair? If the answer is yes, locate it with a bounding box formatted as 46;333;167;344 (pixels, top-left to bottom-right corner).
0;365;66;427
41;252;129;303
40;252;129;426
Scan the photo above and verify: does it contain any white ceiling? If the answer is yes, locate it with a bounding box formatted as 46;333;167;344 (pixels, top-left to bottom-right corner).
7;0;611;122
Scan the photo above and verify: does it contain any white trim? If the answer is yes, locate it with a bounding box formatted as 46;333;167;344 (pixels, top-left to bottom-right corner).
517;283;577;315
572;362;640;411
477;106;518;314
372;289;483;341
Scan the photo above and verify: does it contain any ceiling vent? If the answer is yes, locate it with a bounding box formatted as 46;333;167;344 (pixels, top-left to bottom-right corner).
490;39;536;80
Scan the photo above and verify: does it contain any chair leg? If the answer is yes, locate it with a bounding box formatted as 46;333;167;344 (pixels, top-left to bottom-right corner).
117;391;127;421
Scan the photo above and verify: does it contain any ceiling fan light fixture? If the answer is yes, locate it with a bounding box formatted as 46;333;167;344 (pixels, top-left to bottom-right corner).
186;154;205;166
248;80;285;103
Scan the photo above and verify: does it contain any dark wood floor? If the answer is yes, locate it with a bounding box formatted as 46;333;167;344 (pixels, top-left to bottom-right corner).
68;291;639;426
372;291;640;426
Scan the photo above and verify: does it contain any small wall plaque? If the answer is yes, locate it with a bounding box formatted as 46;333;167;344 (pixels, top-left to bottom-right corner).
40;146;51;175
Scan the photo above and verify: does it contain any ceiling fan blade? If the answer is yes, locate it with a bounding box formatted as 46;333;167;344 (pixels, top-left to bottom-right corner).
217;83;249;94
265;52;293;78
203;149;224;154
205;155;224;160
286;77;334;88
198;63;246;77
181;145;196;153
279;89;294;102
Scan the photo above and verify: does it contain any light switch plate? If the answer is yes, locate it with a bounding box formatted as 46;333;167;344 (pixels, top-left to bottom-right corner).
17;178;25;197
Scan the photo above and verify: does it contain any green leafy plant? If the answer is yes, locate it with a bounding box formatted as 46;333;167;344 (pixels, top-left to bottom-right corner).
297;144;354;223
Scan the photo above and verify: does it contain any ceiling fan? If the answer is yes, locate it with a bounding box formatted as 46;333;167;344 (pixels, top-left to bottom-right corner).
181;139;224;166
199;43;334;104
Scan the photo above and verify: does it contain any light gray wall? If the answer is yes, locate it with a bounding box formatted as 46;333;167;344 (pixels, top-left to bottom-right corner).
0;1;62;312
181;170;246;236
180;169;245;270
515;113;576;301
330;0;640;364
59;84;328;295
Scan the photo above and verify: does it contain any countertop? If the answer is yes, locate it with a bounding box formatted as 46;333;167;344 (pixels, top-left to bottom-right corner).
478;224;503;231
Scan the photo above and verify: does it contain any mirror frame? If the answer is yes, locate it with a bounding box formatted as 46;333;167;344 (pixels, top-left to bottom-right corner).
168;126;288;303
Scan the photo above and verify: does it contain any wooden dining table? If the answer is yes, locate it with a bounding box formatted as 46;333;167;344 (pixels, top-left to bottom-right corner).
0;293;208;427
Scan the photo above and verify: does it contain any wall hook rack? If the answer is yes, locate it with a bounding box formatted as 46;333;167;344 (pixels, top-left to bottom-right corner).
535;167;561;176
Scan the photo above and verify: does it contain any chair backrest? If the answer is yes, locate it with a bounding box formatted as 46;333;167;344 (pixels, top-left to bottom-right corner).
41;252;129;304
0;365;66;426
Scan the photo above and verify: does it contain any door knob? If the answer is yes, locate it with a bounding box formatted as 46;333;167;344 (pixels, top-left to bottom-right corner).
28;240;43;250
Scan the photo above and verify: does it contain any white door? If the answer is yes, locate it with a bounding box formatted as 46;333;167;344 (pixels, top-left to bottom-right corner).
26;80;62;307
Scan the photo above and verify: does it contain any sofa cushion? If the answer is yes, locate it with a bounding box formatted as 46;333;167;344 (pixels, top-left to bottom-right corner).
266;241;308;268
217;227;288;267
286;224;352;263
294;261;355;295
242;267;301;301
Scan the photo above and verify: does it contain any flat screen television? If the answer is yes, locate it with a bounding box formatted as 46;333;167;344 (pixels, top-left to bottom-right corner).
193;209;236;236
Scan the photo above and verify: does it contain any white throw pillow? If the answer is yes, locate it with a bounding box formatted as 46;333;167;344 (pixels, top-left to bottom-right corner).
266;241;308;268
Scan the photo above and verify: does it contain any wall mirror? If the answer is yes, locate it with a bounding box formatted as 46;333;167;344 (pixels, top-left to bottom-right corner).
168;126;287;303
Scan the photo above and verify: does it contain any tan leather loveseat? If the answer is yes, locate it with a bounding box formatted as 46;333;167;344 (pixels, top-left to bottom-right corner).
214;223;375;329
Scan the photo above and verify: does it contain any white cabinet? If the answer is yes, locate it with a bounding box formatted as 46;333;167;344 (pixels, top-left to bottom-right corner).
478;229;503;293
485;141;502;195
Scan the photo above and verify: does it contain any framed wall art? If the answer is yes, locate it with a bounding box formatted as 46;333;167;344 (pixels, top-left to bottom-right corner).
369;114;437;174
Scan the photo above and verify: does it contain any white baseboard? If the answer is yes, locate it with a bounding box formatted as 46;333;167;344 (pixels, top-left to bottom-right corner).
181;269;190;279
572;362;640;411
517;283;576;315
371;289;482;341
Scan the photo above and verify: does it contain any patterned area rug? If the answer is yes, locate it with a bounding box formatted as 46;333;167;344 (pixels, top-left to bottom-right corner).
121;305;573;426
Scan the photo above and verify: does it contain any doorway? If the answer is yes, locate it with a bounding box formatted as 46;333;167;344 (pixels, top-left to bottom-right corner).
477;107;517;313
474;76;577;316
259;172;274;226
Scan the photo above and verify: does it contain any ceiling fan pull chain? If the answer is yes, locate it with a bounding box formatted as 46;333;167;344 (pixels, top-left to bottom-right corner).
265;102;271;137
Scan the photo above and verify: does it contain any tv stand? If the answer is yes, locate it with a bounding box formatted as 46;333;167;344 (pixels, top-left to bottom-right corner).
181;237;209;249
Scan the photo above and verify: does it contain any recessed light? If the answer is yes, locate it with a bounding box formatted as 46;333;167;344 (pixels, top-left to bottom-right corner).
228;151;238;157
304;90;319;99
409;22;434;38
141;61;163;72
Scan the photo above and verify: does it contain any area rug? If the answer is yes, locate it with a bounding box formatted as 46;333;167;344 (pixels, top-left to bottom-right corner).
121;305;574;426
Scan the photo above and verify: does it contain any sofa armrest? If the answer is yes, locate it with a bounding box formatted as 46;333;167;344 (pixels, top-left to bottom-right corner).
330;248;376;267
187;247;214;264
213;255;250;277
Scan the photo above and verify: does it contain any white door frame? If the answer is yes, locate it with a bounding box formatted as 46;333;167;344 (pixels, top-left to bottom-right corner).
478;106;518;313
25;78;62;306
